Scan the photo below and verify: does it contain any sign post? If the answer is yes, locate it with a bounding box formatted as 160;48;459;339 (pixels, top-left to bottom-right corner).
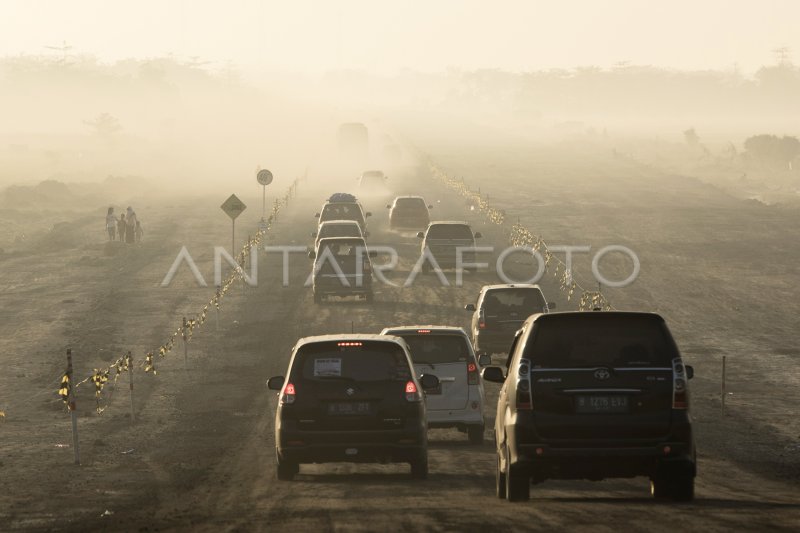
221;194;247;255
256;168;273;222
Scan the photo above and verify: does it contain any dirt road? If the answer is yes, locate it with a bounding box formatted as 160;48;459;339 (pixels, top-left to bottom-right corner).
1;156;799;532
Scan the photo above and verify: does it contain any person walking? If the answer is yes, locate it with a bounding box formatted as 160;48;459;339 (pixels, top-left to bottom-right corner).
105;207;116;241
117;213;126;243
125;207;138;244
135;220;144;243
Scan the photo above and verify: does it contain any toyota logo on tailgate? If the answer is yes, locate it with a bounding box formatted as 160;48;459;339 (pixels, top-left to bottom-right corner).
594;368;611;381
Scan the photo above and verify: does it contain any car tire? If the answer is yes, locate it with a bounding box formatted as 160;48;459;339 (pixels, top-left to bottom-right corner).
496;453;507;499
468;425;484;445
505;443;529;501
410;452;428;480
276;452;298;481
669;474;695;502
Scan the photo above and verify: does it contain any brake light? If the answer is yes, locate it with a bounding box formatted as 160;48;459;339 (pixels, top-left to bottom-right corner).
282;382;296;405
417;329;431;334
404;380;421;402
478;309;486;329
672;358;688;409
467;362;479;385
516;360;533;409
337;342;363;347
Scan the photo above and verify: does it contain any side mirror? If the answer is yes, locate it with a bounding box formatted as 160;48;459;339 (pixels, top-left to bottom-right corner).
267;376;285;390
308;250;316;259
314;213;320;218
364;231;370;238
547;302;556;310
474;232;483;239
310;231;317;237
419;374;440;391
481;366;505;383
478;353;492;366
464;303;476;312
686;365;694;379
427;204;433;209
416;231;425;239
368;250;378;258
386;204;391;209
365;212;372;217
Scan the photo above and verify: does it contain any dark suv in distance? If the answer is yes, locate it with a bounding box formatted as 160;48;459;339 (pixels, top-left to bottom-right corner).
268;335;439;480
465;284;553;354
482;312;696;502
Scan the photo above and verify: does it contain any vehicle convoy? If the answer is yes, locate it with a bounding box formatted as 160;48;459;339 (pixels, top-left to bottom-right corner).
482;311;696;502
380;326;491;444
358;170;389;193
311;220;365;251
315;193;371;234
386;196;433;230
309;236;376;303
465;284;554;355
417;221;482;272
268;335;440;480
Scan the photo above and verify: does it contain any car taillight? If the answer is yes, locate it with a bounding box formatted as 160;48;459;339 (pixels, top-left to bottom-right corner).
467;362;479;385
478;309;486;329
672;358;688;409
281;382;296;405
516;360;533;409
405;380;421;402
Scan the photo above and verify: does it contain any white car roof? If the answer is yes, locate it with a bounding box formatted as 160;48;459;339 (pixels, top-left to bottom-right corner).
294;334;407;351
318;220;362;228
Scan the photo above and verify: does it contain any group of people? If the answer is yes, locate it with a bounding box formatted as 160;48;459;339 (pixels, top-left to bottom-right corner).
105;206;143;243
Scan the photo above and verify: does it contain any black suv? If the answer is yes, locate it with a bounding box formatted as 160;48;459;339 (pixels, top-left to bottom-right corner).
268;335;439;480
482;312;696;502
309;237;376;303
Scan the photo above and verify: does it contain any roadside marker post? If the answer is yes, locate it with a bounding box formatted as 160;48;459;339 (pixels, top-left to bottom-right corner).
66;349;80;465
127;351;135;423
215;286;220;332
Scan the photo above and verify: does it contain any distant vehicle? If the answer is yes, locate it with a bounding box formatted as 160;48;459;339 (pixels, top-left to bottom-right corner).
387;196;432;230
358;170;388;193
268;334;440;480
338;123;369;162
315;194;371;234
465;284;554;355
417;221;482;272
482;311;696;502
309;236;376;303
311;220;365;251
380;326;491;444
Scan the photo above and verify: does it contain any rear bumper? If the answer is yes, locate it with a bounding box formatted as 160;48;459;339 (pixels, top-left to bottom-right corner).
427;406;484;428
314;277;372;295
277;427;426;464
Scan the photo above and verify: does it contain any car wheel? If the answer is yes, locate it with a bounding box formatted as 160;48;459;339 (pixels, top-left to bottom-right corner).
276;451;298;481
410;451;428;480
496;452;507;499
505;443;529;501
468;425;484;445
669;474;695;502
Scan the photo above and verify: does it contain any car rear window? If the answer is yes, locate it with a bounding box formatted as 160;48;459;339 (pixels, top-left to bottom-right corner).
293;341;411;382
395;198;426;209
317;239;368;256
319;224;361;240
525;315;678;368
426;224;473;239
321;203;365;224
394;334;472;364
482;288;546;314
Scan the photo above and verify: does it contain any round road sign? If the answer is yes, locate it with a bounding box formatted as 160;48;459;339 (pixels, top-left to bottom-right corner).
257;169;274;186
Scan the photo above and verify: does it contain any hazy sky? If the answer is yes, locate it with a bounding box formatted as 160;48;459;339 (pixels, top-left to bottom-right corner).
2;0;798;74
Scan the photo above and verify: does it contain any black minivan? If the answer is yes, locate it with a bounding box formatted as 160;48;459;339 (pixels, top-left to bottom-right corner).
268;335;439;480
482;312;696;502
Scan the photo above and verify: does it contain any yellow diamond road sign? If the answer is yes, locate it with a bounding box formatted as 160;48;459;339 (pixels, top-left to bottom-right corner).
221;194;247;220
